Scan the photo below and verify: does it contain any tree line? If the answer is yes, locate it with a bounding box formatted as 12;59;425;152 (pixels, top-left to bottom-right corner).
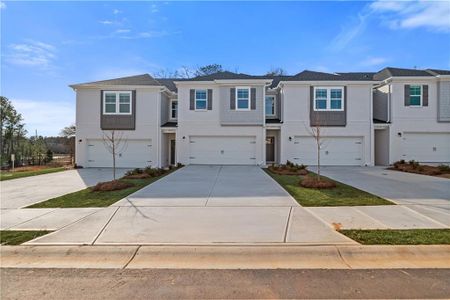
1;96;75;168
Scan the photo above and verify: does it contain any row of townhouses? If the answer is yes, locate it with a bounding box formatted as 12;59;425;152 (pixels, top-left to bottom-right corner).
70;67;450;168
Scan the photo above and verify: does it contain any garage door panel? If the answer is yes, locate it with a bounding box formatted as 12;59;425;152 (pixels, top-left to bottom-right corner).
403;133;450;163
87;139;152;168
189;136;256;165
293;136;363;166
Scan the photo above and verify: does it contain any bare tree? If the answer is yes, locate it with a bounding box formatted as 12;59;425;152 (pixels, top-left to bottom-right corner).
306;114;326;182
102;130;128;180
60;124;76;165
266;67;287;76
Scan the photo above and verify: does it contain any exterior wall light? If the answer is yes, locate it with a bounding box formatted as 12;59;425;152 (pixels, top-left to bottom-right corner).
288;136;292;141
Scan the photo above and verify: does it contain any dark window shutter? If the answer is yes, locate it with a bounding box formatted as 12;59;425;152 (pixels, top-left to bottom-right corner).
251;88;256;110
276;93;281;118
189;89;195;110
230;88;236;110
207;89;213;110
423;85;428;106
404;85;410;106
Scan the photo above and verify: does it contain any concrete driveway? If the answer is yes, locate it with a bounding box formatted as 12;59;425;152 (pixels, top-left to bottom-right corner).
1;168;129;209
27;166;355;245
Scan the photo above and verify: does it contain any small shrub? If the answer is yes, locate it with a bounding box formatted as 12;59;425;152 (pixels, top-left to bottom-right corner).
124;173;150;179
177;162;184;168
438;164;450;173
92;180;134;192
125;168;144;176
300;176;336;189
399;159;405;164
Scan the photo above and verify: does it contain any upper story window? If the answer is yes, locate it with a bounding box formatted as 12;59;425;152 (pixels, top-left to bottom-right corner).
236;87;250;110
313;87;344;111
409;85;422;106
103;91;132;115
265;95;275;116
170;100;178;119
195;89;207;110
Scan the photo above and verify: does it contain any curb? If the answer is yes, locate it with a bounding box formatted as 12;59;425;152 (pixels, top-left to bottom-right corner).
1;245;449;269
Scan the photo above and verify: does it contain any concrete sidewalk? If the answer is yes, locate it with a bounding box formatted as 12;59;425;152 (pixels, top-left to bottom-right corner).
2;245;450;269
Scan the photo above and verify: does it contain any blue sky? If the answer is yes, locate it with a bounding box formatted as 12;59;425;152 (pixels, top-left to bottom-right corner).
1;1;450;136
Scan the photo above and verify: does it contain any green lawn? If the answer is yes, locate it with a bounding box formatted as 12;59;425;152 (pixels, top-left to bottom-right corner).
340;229;450;245
27;171;175;208
266;170;393;206
1;230;52;245
0;167;66;181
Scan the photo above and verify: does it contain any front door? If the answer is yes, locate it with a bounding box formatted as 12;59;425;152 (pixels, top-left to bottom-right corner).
170;139;176;165
266;137;275;162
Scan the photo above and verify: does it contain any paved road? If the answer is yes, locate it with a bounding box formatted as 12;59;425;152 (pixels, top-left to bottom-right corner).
2;268;449;299
0;168;129;209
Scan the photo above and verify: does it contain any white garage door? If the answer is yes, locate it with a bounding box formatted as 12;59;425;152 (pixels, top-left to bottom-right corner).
86;139;152;168
293;136;363;166
189;136;257;165
402;133;450;163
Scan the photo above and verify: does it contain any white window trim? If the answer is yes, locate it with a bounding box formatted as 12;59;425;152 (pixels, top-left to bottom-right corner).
194;89;208;111
103;91;133;115
265;95;276;116
169;99;178;120
313;87;344;111
236;86;251;111
409;85;423;107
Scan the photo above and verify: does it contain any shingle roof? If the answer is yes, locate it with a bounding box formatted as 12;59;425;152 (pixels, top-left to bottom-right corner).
336;72;376;80
72;74;162;86
373;67;434;81
154;78;177;91
181;71;267;81
426;69;450;76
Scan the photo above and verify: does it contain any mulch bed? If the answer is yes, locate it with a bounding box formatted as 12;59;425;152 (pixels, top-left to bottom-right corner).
388;163;450;178
268;167;308;176
91;180;134;192
123;173;151;179
299;176;337;189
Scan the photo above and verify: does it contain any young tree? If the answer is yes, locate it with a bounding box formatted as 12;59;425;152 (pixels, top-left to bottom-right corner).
102;130;128;180
306;114;326;182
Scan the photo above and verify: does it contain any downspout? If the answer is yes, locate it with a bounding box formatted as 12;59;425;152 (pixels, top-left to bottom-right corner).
370;85;374;166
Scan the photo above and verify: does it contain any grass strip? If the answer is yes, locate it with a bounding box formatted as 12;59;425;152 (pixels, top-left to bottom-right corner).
0;230;52;245
340;229;450;245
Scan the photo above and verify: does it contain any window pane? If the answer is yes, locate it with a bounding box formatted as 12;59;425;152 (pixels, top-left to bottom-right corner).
105;93;116;103
196;90;207;100
119;103;130;113
315;99;327;109
315;89;327;99
410;95;421;106
330;89;342;99
265;97;274;115
330;99;342;109
196;100;207;110
410;85;421;96
119;93;130;103
171;101;178;118
238;99;249;109
237;89;249;99
105;103;116;113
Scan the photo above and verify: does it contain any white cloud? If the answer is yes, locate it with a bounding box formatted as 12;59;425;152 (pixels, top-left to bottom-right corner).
99;20;114;25
0;2;6;9
370;0;450;32
11;99;74;137
331;11;372;51
113;9;121;15
6;40;56;68
359;56;389;67
151;4;159;13
115;29;131;34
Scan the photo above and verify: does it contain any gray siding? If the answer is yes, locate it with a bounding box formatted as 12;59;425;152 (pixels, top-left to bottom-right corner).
220;85;264;125
373;88;389;122
100;90;136;130
309;86;347;127
438;81;450;122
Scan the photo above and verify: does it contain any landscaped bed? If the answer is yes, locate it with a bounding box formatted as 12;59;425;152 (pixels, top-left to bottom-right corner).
266;168;393;206
0;230;52;245
340;229;450;245
389;160;450;179
0;166;67;181
27;165;182;208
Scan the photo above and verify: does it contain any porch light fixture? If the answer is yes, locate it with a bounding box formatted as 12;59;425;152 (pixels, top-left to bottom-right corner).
397;132;402;137
288;136;292;141
78;139;82;142
182;136;186;140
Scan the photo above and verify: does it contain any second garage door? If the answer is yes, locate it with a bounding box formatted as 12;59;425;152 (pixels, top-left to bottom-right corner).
402;133;450;163
189;136;257;165
292;136;363;166
86;139;153;168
